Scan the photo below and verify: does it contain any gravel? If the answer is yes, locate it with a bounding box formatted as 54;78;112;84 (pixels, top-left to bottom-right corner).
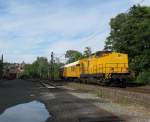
67;87;150;122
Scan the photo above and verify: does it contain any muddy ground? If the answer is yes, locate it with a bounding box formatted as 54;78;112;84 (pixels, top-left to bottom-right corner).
0;79;149;122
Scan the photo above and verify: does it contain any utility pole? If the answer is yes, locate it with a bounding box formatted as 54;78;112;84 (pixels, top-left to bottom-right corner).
2;54;3;78
0;54;3;79
50;52;54;81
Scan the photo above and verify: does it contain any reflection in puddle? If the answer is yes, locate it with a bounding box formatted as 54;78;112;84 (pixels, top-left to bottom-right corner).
0;101;51;122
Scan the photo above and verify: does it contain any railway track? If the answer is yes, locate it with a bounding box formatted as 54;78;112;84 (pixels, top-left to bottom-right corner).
40;80;150;110
97;82;150;94
125;86;150;94
96;83;150;94
42;79;150;95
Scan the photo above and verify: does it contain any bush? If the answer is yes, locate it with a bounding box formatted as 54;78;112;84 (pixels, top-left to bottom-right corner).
19;74;31;80
136;71;150;84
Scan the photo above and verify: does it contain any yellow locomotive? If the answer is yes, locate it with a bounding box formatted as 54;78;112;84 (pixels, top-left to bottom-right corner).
60;51;129;87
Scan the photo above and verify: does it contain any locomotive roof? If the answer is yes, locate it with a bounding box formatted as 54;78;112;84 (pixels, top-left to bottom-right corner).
63;61;79;68
79;51;113;60
93;51;112;56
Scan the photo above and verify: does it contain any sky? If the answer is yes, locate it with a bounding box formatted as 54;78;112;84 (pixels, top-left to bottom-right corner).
0;0;150;63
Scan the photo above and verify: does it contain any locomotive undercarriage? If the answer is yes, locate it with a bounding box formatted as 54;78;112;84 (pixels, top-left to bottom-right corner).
62;73;129;88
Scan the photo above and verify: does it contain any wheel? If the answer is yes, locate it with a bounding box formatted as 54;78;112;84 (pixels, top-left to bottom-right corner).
121;79;127;88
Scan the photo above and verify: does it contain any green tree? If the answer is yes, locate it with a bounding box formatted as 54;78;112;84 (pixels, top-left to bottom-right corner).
83;47;92;57
104;5;150;80
23;56;63;80
52;58;64;80
24;64;33;77
23;57;49;79
65;50;82;63
33;57;49;79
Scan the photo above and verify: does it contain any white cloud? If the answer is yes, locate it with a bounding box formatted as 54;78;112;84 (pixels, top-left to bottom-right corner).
129;0;150;6
0;0;147;63
46;30;109;63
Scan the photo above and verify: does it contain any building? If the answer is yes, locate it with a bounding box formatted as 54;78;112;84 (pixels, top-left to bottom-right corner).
3;62;25;80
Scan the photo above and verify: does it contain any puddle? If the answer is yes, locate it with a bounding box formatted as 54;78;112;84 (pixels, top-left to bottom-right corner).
0;101;51;122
